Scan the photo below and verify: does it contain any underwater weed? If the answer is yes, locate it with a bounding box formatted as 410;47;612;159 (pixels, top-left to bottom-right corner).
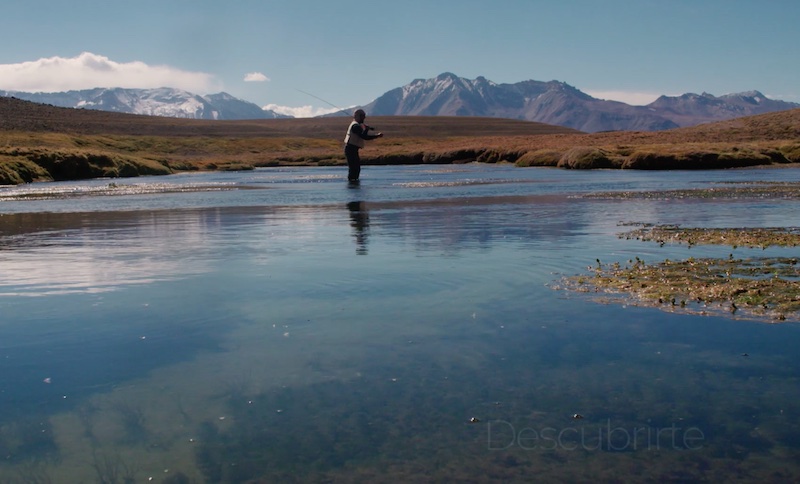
90;450;137;484
111;402;148;445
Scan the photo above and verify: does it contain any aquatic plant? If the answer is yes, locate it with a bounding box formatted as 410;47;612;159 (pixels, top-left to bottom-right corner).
621;224;800;249
111;402;148;445
557;223;800;321
10;460;54;484
584;181;800;200
77;403;100;447
90;451;137;484
565;255;800;322
0;418;58;463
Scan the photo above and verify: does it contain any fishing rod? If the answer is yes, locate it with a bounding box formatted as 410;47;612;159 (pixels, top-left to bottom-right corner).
295;89;378;132
295;88;377;132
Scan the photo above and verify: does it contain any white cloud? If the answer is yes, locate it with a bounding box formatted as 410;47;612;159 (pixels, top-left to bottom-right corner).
767;92;798;102
584;90;663;106
244;72;270;82
0;52;222;93
264;104;343;118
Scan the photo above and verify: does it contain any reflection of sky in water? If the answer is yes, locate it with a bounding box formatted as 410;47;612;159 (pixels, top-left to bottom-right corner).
1;165;800;481
0;210;221;296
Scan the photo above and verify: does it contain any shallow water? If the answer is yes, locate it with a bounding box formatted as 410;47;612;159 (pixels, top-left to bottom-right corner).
1;165;800;482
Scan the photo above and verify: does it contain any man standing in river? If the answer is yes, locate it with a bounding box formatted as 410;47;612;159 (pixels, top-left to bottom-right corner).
344;109;383;183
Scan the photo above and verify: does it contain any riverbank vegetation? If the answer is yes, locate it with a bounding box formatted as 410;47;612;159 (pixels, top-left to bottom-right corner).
1;97;799;185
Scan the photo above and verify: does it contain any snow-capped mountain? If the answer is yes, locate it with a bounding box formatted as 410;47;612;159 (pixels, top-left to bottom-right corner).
0;88;288;120
358;73;799;132
3;75;797;132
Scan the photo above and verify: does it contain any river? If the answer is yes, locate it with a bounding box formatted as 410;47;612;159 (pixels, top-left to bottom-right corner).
1;164;799;482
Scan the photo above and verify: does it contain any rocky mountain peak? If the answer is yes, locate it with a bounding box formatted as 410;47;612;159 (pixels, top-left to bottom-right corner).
360;74;798;132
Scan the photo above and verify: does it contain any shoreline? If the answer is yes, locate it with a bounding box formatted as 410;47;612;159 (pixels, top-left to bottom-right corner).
3;143;799;187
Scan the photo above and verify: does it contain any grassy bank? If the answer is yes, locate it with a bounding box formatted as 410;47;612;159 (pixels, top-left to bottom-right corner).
2;97;799;186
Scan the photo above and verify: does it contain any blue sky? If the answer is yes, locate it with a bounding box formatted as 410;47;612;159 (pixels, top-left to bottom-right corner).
1;0;798;117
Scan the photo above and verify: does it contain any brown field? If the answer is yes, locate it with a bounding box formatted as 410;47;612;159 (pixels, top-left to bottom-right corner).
1;96;799;185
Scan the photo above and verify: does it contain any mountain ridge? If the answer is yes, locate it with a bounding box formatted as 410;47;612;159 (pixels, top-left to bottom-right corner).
0;87;289;120
2;73;798;133
358;73;799;132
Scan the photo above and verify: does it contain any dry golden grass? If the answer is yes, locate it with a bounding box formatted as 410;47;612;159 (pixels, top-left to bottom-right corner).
2;96;799;184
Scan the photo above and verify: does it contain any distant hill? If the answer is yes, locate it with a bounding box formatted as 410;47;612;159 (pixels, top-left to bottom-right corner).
0;87;289;120
358;73;800;133
0;96;578;138
646;91;797;127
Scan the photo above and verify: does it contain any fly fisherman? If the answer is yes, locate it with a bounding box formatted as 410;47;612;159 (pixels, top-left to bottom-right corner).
343;109;383;182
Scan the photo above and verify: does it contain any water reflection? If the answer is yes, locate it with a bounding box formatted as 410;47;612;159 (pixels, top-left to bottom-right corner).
0;211;214;296
1;166;800;481
346;201;369;255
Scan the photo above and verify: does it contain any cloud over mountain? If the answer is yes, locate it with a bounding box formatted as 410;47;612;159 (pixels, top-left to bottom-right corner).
0;52;222;94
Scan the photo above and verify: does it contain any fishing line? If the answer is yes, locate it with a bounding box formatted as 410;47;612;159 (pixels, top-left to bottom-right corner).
296;89;378;132
295;89;354;117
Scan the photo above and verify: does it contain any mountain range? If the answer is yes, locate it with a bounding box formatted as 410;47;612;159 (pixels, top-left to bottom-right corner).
0;87;289;120
3;73;798;132
359;73;799;132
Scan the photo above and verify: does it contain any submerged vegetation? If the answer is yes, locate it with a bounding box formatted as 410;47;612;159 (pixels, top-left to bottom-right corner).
564;223;800;322
566;255;800;322
584;181;800;200
620;223;800;249
563;181;800;322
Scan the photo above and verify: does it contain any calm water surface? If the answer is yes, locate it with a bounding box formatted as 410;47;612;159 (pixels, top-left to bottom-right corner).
1;165;799;482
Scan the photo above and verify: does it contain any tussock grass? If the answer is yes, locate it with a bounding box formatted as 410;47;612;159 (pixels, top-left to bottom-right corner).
557;147;618;169
2;131;798;185
624;145;779;169
515;149;562;167
1;97;799;185
0;146;171;182
0;155;52;185
780;142;800;162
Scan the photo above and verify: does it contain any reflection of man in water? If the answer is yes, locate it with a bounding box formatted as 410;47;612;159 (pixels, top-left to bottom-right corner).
343;109;383;183
347;201;369;255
